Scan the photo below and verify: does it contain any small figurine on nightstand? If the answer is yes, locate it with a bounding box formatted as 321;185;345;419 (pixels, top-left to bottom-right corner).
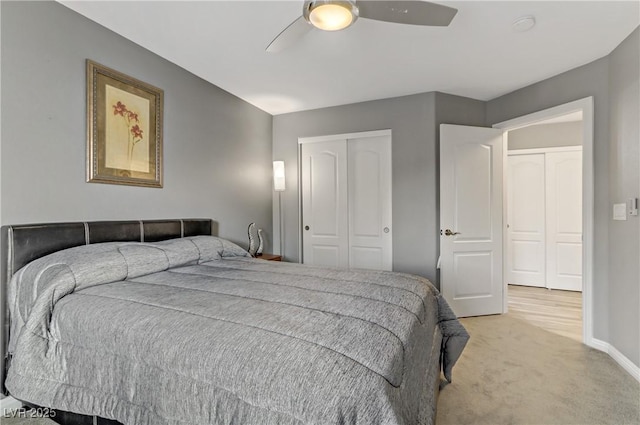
247;223;267;257
256;229;264;256
247;222;257;257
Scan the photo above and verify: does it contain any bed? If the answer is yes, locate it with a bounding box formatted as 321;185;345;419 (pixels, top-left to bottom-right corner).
1;219;468;425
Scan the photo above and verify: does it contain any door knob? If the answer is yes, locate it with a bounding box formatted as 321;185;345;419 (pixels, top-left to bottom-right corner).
444;229;460;236
304;225;310;231
383;227;390;233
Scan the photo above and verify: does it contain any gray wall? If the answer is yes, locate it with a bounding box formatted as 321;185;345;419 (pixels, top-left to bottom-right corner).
0;1;273;249
272;92;484;286
508;121;582;150
487;27;640;367
607;28;639;367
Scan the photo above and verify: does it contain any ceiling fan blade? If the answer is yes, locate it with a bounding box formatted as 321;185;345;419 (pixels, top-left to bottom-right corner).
266;16;313;53
358;1;458;27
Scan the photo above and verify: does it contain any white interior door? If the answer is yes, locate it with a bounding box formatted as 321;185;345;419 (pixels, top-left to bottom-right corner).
546;150;583;291
440;124;505;317
347;135;392;270
301;140;349;268
507;154;546;287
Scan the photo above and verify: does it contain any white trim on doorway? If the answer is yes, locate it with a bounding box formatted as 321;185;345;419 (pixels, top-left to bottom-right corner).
493;97;595;348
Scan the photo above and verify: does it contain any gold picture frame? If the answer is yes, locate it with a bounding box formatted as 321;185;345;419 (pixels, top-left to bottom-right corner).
87;60;163;187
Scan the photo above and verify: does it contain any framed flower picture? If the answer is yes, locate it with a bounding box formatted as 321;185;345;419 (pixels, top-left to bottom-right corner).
86;60;163;187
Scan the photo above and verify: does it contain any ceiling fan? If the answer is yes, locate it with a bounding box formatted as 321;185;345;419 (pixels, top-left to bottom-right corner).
266;0;458;53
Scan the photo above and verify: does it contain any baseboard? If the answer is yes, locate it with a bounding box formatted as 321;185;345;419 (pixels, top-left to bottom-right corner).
590;338;640;383
586;337;609;353
608;344;640;383
0;395;23;411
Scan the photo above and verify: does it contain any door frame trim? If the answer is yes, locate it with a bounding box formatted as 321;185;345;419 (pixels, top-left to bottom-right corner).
508;146;583;156
297;129;391;145
493;96;594;347
297;129;393;264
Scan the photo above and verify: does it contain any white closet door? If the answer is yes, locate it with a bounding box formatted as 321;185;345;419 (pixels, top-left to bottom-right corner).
546;150;583;291
301;140;349;268
347;135;392;270
301;132;393;271
507;154;546;287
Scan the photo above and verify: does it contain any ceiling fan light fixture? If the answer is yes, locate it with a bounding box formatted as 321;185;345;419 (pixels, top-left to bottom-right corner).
303;0;359;31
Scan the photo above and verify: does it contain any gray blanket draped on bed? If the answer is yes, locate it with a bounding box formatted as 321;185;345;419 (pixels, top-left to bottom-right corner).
6;236;468;425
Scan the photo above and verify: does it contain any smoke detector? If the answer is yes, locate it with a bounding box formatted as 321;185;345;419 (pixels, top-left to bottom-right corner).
512;16;536;32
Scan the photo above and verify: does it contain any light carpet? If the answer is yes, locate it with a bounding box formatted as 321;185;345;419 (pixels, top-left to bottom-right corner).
437;314;640;425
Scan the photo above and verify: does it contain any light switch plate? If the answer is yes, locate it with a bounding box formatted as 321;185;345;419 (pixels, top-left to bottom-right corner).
613;203;627;221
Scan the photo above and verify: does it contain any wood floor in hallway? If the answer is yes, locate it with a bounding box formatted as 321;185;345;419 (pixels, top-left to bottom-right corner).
507;284;582;342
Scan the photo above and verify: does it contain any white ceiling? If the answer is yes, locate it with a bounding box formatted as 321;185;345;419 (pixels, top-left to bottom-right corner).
59;1;639;115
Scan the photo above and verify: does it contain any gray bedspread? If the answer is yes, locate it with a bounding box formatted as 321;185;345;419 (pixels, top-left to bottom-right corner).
6;236;468;425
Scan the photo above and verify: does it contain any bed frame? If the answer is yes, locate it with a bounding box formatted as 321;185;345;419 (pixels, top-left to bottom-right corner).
1;218;213;403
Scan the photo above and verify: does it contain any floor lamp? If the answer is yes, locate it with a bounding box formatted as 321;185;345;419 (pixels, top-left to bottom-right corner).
273;161;286;257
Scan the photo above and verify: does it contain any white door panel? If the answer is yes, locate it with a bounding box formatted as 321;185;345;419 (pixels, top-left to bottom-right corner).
350;246;384;270
546;151;582;291
453;251;494;297
454;144;494;241
348;136;392;270
507;154;546;287
301;141;349;268
310;152;340;235
440;124;505;317
311;245;341;268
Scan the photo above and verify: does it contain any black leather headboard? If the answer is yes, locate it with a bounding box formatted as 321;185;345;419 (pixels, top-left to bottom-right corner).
0;218;213;395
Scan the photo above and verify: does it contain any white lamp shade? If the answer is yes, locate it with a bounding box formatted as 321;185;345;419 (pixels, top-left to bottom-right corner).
273;161;286;191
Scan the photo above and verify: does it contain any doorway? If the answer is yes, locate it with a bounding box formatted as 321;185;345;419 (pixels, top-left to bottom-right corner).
494;97;594;346
438;98;594;343
505;114;584;342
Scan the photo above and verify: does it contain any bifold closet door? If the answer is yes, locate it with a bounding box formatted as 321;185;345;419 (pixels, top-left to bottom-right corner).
507;154;546;287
